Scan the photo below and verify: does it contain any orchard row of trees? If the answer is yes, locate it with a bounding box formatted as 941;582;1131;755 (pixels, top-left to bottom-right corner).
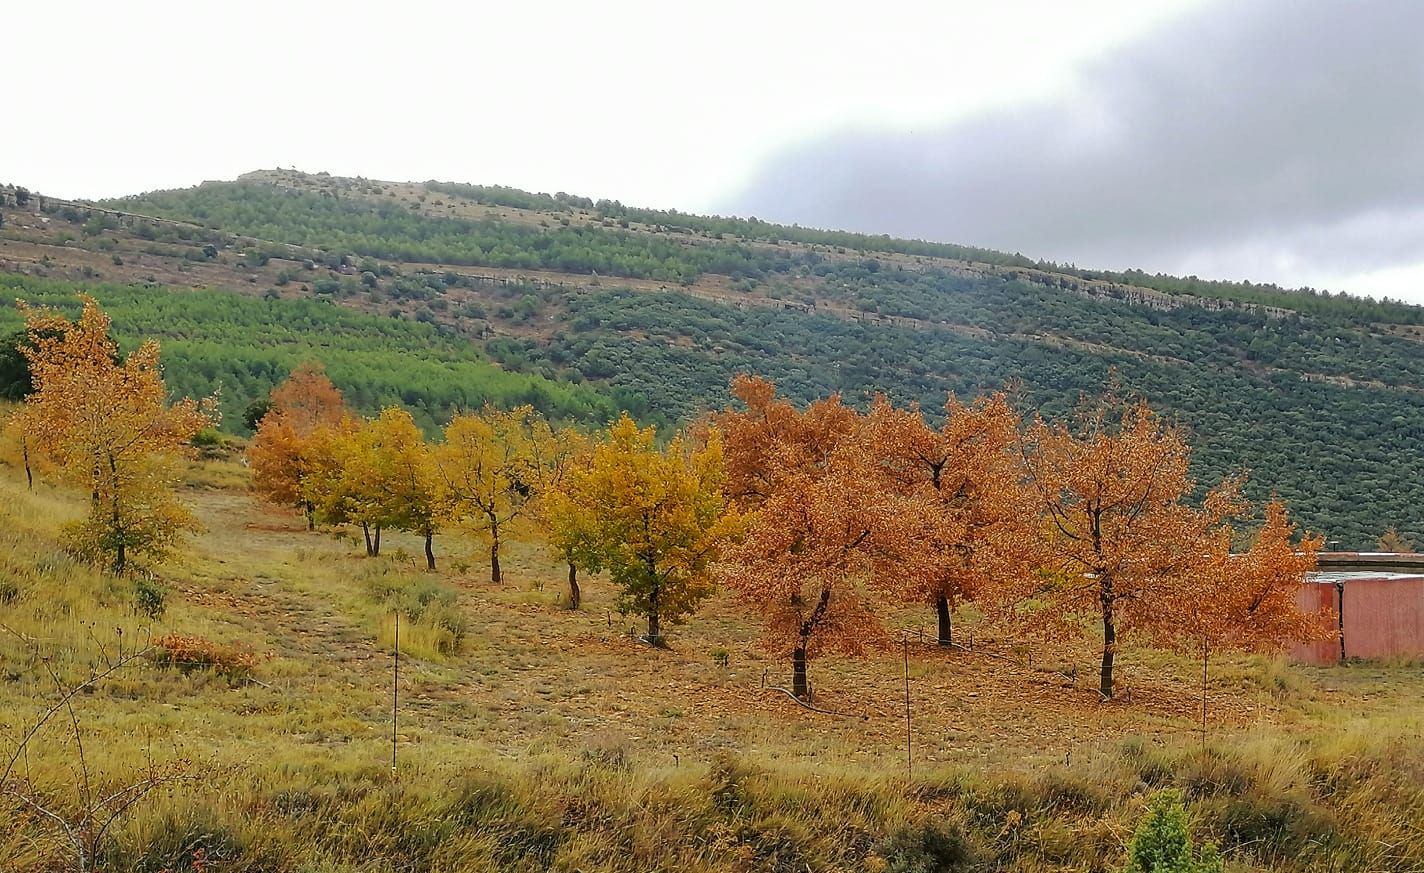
251;364;1326;702
713;377;1322;700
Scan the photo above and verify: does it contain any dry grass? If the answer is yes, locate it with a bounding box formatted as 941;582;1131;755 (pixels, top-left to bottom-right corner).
2;466;1423;871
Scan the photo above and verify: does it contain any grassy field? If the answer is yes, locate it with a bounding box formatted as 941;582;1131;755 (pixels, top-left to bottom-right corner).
2;462;1423;871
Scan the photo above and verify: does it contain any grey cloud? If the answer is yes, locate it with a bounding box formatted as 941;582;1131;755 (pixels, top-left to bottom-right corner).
725;0;1424;286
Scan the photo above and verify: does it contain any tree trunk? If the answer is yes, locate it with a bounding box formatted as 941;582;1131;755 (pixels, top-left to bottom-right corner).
305;502;315;531
109;453;124;575
1201;645;1209;744
936;595;953;647
424;530;435;571
567;562;580;610
646;609;661;646
490;528;502;583
792;645;809;699
792;585;831;699
373;526;382;557
1099;585;1116;700
22;442;32;490
361;522;373;556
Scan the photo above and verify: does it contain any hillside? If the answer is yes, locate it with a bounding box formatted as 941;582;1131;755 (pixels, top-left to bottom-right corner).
3;171;1424;546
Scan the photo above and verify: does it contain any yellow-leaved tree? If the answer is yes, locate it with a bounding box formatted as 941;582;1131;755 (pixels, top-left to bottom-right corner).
436;405;548;583
17;296;216;573
365;407;443;569
529;426;593;608
300;409;430;558
0;404;52;490
547;414;739;645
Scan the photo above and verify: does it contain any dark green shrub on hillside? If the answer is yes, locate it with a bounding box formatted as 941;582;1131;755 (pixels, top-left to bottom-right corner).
1122;790;1223;873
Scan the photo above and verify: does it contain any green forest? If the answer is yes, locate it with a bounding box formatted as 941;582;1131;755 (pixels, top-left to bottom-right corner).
0;274;616;430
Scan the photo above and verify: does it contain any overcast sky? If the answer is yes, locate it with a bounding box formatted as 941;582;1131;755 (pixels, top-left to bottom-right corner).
9;0;1423;301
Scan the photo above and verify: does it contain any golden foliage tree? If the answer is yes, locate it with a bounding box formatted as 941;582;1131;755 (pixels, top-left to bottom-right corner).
1377;527;1413;553
17;296;215;573
247;362;347;528
297;418;364;544
1018;398;1245;700
365;407;443;569
530;426;593;608
436;405;550;583
0;405;51;490
865;392;1037;646
549;414;738;644
300;410;428;558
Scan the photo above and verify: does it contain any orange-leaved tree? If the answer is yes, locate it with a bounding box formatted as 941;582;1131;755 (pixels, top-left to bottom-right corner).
864;392;1038;646
548;414;739;645
715;377;918;699
17;296;216;573
1018;397;1245;700
717;374;860;509
1157;500;1326;734
267;362;345;435
247;362;348;528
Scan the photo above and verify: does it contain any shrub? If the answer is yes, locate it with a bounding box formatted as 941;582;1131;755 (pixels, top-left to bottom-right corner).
134;575;167;619
150;634;258;681
1122;790;1223;873
875;821;973;872
364;569;467;656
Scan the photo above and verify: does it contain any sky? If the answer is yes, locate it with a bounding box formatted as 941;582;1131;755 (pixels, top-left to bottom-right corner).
8;0;1423;301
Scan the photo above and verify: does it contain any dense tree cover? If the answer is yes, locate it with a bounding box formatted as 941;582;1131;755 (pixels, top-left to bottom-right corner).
410;177;1424;321
106;183;803;285
1082;267;1424;325
425;180;1039;266
0;274;617;430
103;177;1424;337
536;289;1424;549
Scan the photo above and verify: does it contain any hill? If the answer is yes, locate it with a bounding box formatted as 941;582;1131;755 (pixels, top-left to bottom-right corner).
3;171;1424;546
4;173;1424;872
